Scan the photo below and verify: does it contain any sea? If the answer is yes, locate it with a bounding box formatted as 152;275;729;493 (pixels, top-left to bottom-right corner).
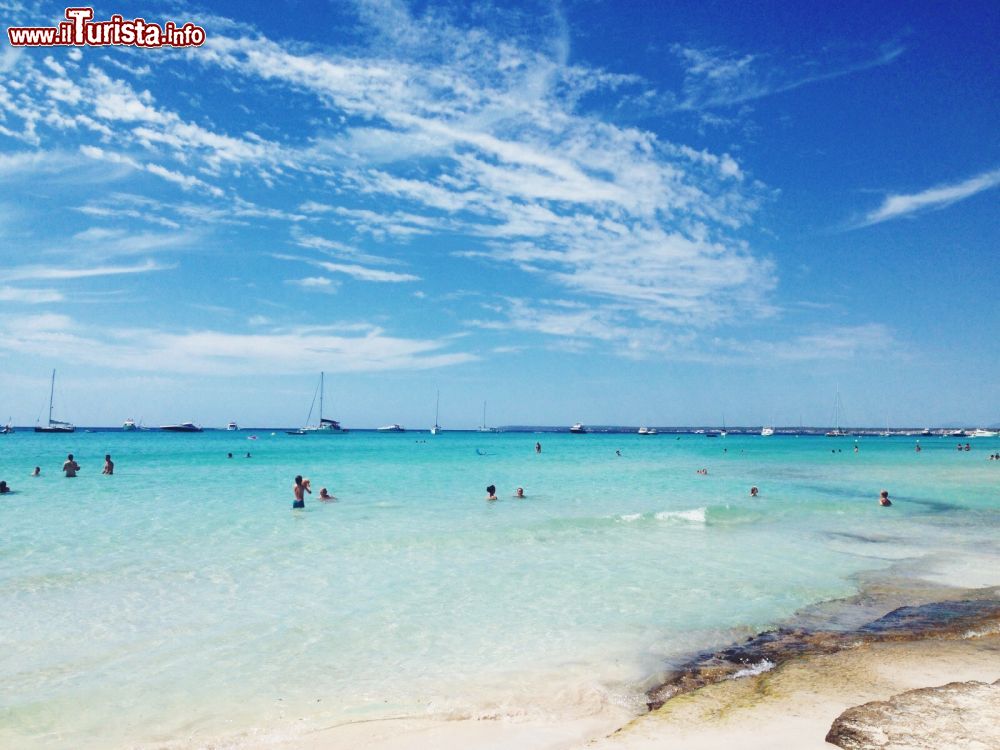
1;429;998;748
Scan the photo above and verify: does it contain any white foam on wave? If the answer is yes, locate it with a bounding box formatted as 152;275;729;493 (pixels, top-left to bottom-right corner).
654;507;707;524
730;659;775;679
619;513;642;522
963;623;1000;639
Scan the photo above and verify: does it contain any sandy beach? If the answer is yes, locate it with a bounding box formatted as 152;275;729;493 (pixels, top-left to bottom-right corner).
251;596;1000;750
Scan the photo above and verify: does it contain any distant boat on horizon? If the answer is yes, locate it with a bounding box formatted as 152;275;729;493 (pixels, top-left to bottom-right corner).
569;423;587;434
826;389;849;437
226;421;239;431
122;418;137;431
160;422;203;432
761;426;775;437
377;424;406;432
430;390;441;435
1;419;13;434
970;428;998;438
286;372;346;435
477;400;496;432
35;370;75;433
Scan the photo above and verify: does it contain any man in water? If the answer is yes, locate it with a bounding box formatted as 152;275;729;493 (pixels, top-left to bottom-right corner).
102;454;114;475
319;487;336;501
486;484;497;501
535;442;541;454
750;486;759;497
63;454;80;477
515;487;525;498
31;466;40;476
879;490;892;507
0;480;10;494
293;475;311;509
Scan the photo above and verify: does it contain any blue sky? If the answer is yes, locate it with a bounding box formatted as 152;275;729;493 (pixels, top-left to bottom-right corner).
0;0;997;428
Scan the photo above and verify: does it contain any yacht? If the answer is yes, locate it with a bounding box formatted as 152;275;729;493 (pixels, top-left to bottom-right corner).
646;427;658;435
378;424;406;432
825;389;848;436
430;390;441;435
122;418;137;431
35;370;75;433
160;422;203;432
286;372;347;434
637;426;649;434
569;423;587;434
761;426;775;437
476;401;496;432
970;428;998;438
226;421;239;431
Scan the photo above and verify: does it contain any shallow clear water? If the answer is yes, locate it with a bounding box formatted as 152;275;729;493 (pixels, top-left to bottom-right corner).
1;431;998;747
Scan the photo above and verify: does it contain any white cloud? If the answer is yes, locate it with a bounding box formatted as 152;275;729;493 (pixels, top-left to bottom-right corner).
286;276;341;293
0;314;477;375
862;168;1000;225
0;286;64;303
1;259;170;281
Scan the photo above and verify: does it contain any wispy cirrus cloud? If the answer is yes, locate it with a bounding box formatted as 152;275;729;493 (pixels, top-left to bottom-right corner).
0;285;64;303
671;40;905;110
0;313;476;375
860;168;1000;226
0;259;170;281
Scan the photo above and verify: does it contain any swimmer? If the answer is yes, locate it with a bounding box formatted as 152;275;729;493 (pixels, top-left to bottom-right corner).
245;452;251;458
0;480;9;494
102;454;114;475
615;449;621;457
514;487;525;498
535;442;541;454
696;468;708;475
62;453;80;478
486;484;497;501
319;487;337;501
293;475;311;509
227;453;233;459
31;466;40;476
879;490;892;507
750;486;759;497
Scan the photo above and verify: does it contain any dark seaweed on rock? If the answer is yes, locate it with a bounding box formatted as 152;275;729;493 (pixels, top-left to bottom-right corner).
646;600;1000;711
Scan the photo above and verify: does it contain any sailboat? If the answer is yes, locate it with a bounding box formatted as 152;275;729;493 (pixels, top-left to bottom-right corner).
430;390;441;435
826;389;849;437
35;370;75;433
1;419;13;434
761;426;775;437
477;401;495;432
286;372;346;435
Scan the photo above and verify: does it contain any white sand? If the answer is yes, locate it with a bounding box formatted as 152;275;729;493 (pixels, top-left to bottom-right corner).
244;634;999;750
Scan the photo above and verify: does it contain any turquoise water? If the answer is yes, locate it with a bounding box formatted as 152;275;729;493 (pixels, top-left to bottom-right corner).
1;431;998;747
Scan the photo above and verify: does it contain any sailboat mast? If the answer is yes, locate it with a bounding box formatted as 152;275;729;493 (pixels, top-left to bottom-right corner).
319;371;324;422
435;390;440;425
48;369;55;426
482;400;486;430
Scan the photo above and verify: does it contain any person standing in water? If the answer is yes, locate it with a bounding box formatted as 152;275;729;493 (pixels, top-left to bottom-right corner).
879;490;892;507
62;454;80;477
535;442;541;454
293;475;311;509
486;484;497;501
102;454;114;475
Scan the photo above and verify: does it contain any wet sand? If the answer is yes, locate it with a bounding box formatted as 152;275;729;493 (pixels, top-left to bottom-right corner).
256;594;1000;750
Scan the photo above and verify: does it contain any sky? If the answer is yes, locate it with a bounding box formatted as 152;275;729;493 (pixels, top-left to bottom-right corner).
0;0;997;429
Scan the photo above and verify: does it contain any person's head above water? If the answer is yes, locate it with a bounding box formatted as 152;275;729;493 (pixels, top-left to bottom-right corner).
515;487;524;497
295;475;304;485
486;484;496;497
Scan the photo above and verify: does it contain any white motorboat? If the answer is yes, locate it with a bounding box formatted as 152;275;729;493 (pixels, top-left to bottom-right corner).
970;428;998;438
122;418;137;431
378;424;405;432
226;421;239;431
761;426;775;437
569;423;587;434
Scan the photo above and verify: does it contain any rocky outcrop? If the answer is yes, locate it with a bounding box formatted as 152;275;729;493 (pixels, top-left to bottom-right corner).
645;600;1000;711
825;679;1000;749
